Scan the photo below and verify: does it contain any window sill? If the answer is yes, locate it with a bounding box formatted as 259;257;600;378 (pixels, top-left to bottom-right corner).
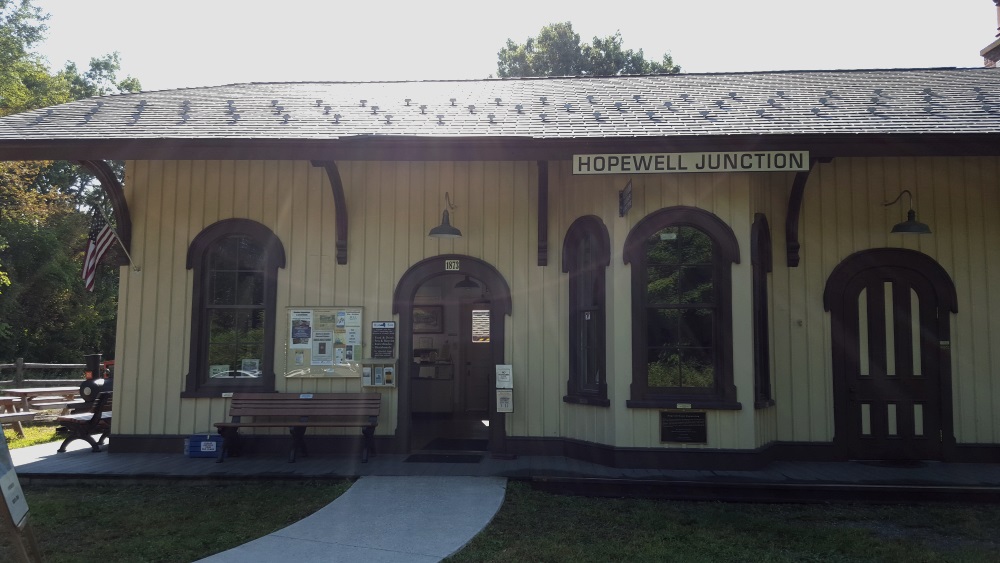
754;398;775;409
563;395;611;407
181;381;274;398
626;398;742;410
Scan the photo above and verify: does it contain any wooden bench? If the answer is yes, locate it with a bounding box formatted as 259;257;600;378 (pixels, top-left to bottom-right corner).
214;392;381;463
55;391;112;453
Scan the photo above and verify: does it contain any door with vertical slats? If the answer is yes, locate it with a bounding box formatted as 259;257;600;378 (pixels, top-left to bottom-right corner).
825;249;957;461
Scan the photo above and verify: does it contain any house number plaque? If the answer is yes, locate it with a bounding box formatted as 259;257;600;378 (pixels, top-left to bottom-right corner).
445;260;460;271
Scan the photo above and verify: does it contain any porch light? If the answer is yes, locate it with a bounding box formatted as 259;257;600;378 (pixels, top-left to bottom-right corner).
883;190;931;235
454;275;479;290
429;192;462;238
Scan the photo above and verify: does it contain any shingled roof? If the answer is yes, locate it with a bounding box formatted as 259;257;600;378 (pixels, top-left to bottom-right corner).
2;67;1000;161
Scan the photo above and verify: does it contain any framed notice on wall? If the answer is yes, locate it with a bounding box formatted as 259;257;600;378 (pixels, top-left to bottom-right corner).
284;306;364;378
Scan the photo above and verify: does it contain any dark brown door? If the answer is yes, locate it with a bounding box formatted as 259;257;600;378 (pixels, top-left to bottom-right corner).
826;250;956;461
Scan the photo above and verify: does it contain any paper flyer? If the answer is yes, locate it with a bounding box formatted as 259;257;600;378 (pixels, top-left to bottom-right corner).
346;326;362;346
345;310;362;326
311;330;334;365
290;310;313;349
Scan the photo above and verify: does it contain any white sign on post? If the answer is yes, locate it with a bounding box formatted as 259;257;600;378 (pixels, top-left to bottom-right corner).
496;389;513;413
495;364;512;389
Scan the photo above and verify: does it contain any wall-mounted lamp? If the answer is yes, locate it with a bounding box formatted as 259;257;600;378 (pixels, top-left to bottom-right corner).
883;189;931;234
428;192;462;238
454;275;480;290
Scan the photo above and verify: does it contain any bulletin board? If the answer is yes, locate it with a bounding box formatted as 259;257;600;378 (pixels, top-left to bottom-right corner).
284;307;364;378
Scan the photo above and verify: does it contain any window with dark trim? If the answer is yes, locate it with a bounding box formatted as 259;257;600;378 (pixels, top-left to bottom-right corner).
562;216;610;406
624;207;741;410
751;213;774;408
183;219;285;397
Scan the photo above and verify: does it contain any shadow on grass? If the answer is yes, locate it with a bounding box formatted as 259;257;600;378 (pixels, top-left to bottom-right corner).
448;481;1000;563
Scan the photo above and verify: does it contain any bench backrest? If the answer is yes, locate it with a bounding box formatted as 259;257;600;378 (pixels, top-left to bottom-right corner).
84;392;112;423
227;393;381;419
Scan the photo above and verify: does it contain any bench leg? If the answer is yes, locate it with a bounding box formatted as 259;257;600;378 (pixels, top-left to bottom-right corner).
361;426;376;463
57;425;103;453
289;427;308;463
217;428;240;463
56;432;76;452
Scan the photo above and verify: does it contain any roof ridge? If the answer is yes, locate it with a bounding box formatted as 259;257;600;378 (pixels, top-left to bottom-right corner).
124;66;991;94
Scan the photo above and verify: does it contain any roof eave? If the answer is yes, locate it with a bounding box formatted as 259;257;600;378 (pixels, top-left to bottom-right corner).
2;133;1000;162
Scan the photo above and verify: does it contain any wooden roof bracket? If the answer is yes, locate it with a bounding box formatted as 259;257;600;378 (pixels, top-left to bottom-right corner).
785;157;832;267
538;160;549;266
77;160;132;267
311;160;349;264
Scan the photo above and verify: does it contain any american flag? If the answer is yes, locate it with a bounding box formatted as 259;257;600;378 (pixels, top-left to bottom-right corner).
82;210;116;292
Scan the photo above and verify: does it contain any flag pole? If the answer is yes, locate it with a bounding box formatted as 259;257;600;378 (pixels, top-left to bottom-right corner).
95;205;141;272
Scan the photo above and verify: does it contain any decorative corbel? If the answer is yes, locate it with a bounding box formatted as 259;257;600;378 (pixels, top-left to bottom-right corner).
785;157;831;267
311;160;349;264
537;161;549;266
77;160;132;267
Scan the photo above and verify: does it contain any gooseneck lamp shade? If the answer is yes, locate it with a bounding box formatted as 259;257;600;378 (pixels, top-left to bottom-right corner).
884;189;931;235
891;209;932;234
455;275;480;290
429;209;462;238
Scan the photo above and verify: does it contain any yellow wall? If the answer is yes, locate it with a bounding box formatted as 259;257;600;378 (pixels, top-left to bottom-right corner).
756;157;1000;445
114;156;1000;450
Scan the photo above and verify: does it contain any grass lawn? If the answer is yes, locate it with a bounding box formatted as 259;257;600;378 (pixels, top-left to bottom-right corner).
4;427;999;562
4;480;350;562
2;424;350;562
449;482;1000;563
4;422;64;449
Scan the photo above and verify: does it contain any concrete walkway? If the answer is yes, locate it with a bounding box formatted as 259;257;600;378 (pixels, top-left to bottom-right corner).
196;476;507;563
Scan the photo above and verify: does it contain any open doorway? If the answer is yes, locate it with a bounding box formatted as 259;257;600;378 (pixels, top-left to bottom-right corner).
409;274;492;453
393;255;511;456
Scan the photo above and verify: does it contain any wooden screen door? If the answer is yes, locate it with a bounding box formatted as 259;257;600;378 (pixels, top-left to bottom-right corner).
825;250;956;461
462;302;492;413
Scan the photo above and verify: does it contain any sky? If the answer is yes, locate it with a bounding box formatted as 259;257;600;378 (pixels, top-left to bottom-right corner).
30;0;1000;92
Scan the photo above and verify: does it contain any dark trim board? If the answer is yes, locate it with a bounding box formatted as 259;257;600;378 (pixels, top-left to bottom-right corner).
7;133;1000;162
110;434;397;457
110;435;1000;466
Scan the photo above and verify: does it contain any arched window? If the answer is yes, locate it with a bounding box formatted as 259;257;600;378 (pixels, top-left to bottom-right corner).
183;219;285;396
624;207;740;409
562;216;610;406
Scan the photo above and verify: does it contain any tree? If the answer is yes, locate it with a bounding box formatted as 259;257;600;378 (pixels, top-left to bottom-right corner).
0;0;139;363
497;22;680;78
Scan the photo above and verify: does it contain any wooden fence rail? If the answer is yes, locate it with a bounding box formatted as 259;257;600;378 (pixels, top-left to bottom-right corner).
0;358;86;387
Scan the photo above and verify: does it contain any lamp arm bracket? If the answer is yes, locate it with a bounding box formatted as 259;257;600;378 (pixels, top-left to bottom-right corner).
883;189;913;208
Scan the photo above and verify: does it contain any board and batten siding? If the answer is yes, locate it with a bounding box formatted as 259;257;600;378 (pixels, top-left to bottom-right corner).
114;160;550;439
114;156;1000;451
755;156;1000;446
114;158;763;450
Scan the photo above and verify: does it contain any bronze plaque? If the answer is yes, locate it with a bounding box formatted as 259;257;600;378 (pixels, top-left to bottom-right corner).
660;411;707;443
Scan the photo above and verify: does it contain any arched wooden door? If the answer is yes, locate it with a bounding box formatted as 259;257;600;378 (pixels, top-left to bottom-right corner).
824;249;957;461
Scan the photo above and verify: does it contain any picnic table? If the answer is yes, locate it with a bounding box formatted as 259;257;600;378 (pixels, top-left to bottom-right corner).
0;395;35;437
4;386;82;412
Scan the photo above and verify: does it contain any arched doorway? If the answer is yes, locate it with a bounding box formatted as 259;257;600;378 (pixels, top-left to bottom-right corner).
393;255;511;456
824;248;957;461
